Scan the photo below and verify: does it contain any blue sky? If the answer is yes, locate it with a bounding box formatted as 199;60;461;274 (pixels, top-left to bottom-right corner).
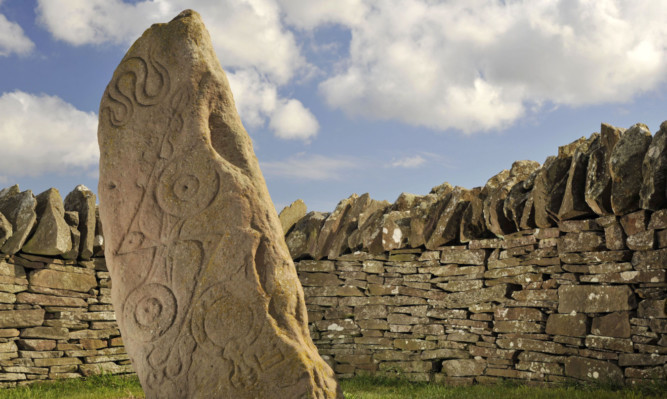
0;0;666;213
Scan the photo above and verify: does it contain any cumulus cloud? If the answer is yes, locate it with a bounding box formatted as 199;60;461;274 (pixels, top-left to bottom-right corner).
0;10;34;56
261;154;359;180
319;0;667;133
35;0;317;139
0;91;99;179
391;155;426;169
277;0;367;29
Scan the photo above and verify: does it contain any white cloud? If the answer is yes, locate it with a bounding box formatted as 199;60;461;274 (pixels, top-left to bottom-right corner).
269;99;319;140
0;91;99;179
35;0;316;139
391;155;426;169
319;0;667;133
261;154;359;180
0;11;34;56
277;0;367;29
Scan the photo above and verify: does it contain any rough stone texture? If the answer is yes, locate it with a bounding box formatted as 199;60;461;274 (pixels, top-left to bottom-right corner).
22;188;72;256
64;185;97;259
0;309;45;328
545;313;588;337
285;211;328;260
278;199;307;235
459;187;487;242
426;187;471;248
504;167;539;231
591;312;631;338
558;285;636;314
485;161;539;237
564;356;623;383
640;121;667;211
0;211;12;249
441;359;485;377
29;269;96;293
533;153;572;227
63;211;82;260
328;193;377;257
97;10;340;399
610;123;653;215
0;185;37;255
315;194;358;260
585;123;622;215
559;135;596;220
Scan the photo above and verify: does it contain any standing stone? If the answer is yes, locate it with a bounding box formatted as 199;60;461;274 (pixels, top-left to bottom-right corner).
640;121;667;210
610;123;652;215
426;186;472;248
22;188;72;256
0;211;12;249
585;123;623;215
98;10;340;399
504;167;540;230
533;137;587;228
277;199;307;235
64;185;97;259
0;185;37;255
285;211;328;259
558;134;596;220
484;161;539;236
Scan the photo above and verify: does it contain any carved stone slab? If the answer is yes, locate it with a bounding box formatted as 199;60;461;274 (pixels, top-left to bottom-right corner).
98;10;341;399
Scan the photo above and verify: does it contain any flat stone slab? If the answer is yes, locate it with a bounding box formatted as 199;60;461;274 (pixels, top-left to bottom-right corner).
97;10;341;398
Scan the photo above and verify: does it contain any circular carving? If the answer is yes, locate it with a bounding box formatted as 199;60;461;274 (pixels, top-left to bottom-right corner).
124;283;177;342
156;155;219;217
191;283;261;355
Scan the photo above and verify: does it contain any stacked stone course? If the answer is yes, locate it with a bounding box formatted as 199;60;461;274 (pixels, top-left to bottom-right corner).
0;185;129;387
0;120;663;387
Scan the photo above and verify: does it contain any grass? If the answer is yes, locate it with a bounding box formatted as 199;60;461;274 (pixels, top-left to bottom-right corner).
0;374;664;399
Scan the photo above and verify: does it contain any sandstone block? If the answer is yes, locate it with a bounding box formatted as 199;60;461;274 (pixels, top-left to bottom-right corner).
610;123;653;214
278;199;306;235
640;121;667;210
0;186;37;255
0;309;44;328
426;187;471;248
459;189;488;242
0;211;11;249
559;136;597;220
564;356;623;383
557;231;604;253
286;212;328;259
546;313;588;337
558;286;635;314
64;185;96;259
439;284;510;308
97;10;340;398
29;269;96;293
638;299;667;319
440;248;487;265
20;327;69;340
22;188;72;256
585;123;622;215
591;312;631;338
441;359;485;377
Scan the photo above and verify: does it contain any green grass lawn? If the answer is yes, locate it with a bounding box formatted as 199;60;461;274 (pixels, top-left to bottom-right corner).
0;374;664;399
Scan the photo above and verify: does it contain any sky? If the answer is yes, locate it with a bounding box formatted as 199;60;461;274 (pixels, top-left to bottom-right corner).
0;0;666;213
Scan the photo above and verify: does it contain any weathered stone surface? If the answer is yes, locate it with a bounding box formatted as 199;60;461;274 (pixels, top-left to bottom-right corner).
559;135;597;220
440;248;487;265
64;185;97;259
0;211;11;249
407;193;438;248
610;123;653;215
640;121;667;210
441;359;485;377
436;284;510;308
97;10;340;398
330;193;383;257
29;269;96;293
426;187;471;248
0;186;37;255
286;211;328;259
638;299;667;319
648;209;667;230
459;188;488;242
591;312;631;338
315;194;358;259
485;161;540;237
0;309;44;328
504;167;540;231
381;210;411;252
546;313;588;337
585;124;623;215
564;356;623;383
558;285;636;314
557;231;604;253
22;188;72;256
62;211;81;260
534;138;588;227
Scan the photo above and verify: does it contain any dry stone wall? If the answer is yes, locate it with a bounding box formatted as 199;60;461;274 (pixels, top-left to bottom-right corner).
0;121;663;387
